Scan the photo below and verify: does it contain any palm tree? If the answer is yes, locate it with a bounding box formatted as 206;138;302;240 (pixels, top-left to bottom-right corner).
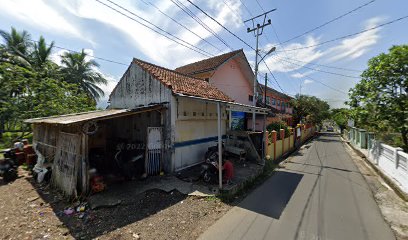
60;49;108;102
0;27;32;65
31;36;54;68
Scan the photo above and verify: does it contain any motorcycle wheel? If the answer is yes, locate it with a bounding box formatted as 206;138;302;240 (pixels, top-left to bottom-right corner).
3;169;17;182
203;171;212;183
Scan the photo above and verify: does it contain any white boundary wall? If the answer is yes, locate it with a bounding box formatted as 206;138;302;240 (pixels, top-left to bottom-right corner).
368;140;408;194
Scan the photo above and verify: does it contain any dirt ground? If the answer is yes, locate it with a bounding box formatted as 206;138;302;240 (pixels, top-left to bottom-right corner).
0;168;232;240
343;141;408;240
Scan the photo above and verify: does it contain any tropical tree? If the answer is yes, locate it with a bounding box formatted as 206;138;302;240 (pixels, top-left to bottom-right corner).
31;36;54;68
348;45;408;151
0;60;95;140
290;94;330;126
0;27;32;66
60;50;108;102
331;108;350;131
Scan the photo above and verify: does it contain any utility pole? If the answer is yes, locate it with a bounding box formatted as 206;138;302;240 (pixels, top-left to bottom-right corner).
261;73;268;164
245;9;276;131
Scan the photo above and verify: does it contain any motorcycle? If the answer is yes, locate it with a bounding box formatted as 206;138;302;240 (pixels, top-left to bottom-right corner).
0;158;17;182
201;142;225;183
114;143;145;180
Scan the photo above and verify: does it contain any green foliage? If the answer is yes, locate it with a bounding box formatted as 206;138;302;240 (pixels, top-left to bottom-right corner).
267;121;290;139
347;45;408;151
331;108;350;131
61;50;108;102
290;95;330;125
0;27;106;146
0;61;95;133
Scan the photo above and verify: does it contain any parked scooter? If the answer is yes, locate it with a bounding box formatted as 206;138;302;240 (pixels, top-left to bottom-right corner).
201;142;224;183
114;143;145;180
0;158;17;182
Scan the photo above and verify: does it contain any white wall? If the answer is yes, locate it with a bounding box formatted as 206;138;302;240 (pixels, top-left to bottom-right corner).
173;97;227;170
109;63;172;109
368;141;408;194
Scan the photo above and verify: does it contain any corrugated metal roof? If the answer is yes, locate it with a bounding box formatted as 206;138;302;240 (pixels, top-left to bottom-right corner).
25;105;163;125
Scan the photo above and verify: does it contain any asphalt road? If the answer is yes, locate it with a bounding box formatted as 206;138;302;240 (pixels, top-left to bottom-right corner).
199;133;395;240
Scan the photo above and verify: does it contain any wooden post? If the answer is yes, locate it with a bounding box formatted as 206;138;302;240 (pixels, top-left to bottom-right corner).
81;133;89;195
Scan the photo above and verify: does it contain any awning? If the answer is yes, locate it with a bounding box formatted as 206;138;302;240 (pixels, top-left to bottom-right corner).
25;104;164;125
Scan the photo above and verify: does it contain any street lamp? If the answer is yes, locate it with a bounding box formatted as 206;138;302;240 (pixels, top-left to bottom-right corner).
252;46;276;131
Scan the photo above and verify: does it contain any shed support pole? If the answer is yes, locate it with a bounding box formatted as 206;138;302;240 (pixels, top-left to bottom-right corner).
217;102;222;190
228;110;232;130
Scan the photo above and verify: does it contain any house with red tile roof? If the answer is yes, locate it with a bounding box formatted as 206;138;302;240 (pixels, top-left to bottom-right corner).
109;58;267;171
24;57;268;196
176;50;294;130
175;49;256;106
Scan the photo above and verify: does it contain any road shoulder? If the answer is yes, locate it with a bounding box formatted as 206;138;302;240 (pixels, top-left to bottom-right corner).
342;140;408;240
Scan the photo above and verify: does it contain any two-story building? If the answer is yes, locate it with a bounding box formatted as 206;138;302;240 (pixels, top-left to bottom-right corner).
176;49;294;130
259;84;294;126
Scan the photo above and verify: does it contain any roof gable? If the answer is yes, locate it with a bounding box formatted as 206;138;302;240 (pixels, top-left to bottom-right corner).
175;49;243;75
133;58;232;102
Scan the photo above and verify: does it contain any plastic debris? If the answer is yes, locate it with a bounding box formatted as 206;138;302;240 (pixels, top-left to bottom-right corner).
63;208;74;215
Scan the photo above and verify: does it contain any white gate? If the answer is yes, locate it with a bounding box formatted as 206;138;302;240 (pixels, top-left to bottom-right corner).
146;127;163;175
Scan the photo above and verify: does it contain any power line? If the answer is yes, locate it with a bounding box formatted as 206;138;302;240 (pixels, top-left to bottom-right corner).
238;0;253;17
104;0;214;57
186;0;255;50
27;39;129;66
255;0;265;12
95;0;214;57
273;55;361;79
274;55;350;95
171;0;233;50
305;75;349;95
279;15;408;52
262;61;285;93
182;0;288;96
274;55;363;73
140;0;223;52
280;0;376;44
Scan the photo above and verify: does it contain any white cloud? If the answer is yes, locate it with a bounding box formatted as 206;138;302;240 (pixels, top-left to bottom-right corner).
303;79;314;85
291;70;316;78
56;0;240;68
257;16;383;77
325;17;383;62
50;49;69;66
0;0;91;43
258;36;324;73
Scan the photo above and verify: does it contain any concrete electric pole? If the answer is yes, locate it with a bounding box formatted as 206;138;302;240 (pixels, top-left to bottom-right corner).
245;9;276;131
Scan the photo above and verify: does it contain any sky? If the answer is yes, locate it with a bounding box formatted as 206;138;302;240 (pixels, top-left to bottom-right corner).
0;0;407;108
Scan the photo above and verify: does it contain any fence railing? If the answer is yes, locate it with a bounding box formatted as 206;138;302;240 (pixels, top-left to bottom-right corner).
344;127;408;194
266;125;316;161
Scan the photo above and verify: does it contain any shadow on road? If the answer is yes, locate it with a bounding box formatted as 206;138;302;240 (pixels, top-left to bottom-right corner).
239;171;303;219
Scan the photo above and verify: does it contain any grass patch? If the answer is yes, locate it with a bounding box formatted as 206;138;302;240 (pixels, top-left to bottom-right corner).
205;195;218;202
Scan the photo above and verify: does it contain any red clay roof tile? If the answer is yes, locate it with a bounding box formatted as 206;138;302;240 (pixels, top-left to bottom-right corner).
133;58;232;102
